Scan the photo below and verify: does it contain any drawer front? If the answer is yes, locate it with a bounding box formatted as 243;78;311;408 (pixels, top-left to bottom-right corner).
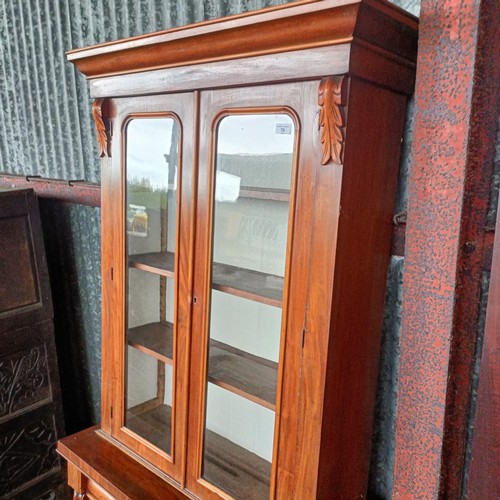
87;478;116;500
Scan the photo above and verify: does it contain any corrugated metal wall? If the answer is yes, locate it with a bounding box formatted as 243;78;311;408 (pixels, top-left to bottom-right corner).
0;1;423;497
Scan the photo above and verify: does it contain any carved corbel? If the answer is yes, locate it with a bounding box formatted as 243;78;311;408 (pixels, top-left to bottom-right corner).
92;98;111;158
318;76;348;165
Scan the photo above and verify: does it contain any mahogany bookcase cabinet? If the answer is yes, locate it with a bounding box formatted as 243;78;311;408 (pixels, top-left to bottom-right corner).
57;1;418;498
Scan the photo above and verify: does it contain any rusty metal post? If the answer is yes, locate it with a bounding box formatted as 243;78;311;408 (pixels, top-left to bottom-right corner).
394;0;500;497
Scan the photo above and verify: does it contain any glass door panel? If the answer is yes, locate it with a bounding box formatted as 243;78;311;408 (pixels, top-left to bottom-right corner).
202;113;296;499
124;117;179;456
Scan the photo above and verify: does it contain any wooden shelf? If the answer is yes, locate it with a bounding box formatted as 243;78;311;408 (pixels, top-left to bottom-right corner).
128;251;175;277
239;186;290;202
128;321;173;364
126;403;171;454
212;261;283;307
203;429;271;500
129;251;283;307
208;340;277;410
127;322;278;410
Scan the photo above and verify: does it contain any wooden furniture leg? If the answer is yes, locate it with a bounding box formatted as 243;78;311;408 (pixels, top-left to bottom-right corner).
67;462;89;500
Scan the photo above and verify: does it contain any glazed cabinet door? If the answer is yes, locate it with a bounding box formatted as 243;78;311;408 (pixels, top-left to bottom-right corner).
187;81;323;499
101;93;195;484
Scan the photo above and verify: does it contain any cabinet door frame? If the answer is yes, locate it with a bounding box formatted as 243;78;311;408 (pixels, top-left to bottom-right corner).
187;81;322;499
101;92;197;484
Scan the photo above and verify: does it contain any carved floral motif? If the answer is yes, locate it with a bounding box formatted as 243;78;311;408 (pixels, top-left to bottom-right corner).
0;346;50;421
318;76;347;165
92;98;110;158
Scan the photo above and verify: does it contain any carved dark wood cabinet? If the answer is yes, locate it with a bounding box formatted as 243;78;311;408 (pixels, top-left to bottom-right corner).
0;189;65;499
57;1;418;498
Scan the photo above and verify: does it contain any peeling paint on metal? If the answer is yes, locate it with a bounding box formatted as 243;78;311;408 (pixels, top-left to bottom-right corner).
394;0;500;497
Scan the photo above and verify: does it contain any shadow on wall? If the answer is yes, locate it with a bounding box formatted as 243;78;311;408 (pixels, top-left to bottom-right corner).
38;199;102;434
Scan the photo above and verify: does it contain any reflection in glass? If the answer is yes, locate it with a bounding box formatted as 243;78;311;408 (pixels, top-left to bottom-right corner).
202;114;295;499
124;118;179;455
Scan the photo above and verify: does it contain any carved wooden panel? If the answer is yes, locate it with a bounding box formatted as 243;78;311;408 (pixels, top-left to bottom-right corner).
0;410;61;499
0;344;51;423
0;190;64;498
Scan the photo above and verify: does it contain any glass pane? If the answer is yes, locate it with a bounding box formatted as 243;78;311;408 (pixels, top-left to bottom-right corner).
126;347;173;452
124;117;179;455
202;114;295;499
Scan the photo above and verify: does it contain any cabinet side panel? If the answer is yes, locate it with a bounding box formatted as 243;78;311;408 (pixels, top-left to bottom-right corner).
275;81;342;499
317;79;407;497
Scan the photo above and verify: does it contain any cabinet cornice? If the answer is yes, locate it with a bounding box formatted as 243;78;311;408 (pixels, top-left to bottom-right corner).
66;0;417;92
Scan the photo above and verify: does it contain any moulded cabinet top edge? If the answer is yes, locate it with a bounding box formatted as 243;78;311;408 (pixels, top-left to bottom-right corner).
66;0;418;80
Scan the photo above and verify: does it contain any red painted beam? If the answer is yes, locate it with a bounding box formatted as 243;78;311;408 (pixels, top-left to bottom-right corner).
0;174;100;207
467;195;500;499
394;0;500;497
